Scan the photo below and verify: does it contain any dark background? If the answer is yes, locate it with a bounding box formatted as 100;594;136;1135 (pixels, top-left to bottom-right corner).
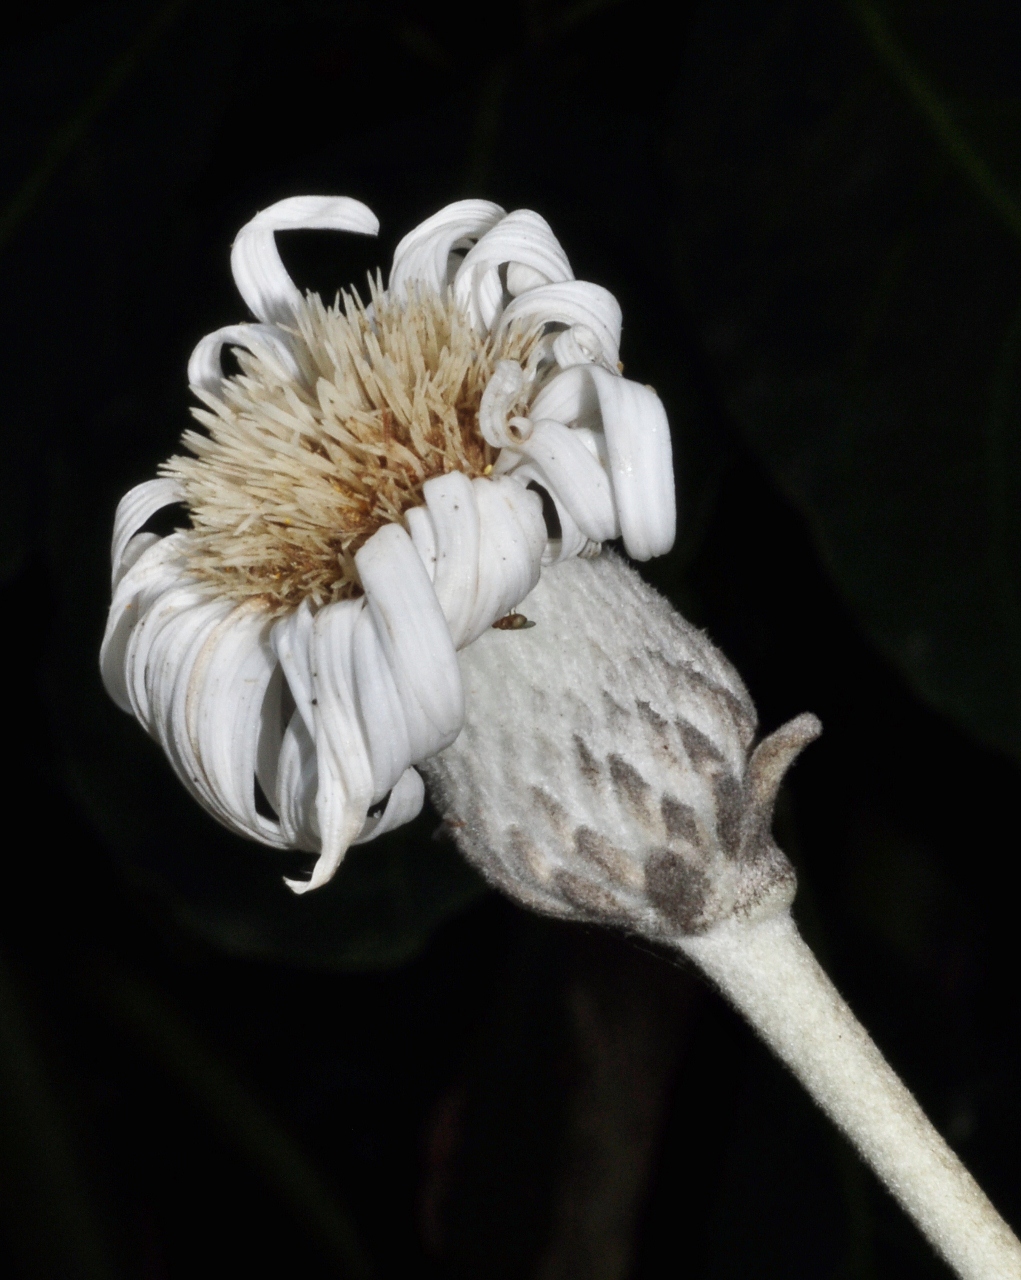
2;1;1020;1276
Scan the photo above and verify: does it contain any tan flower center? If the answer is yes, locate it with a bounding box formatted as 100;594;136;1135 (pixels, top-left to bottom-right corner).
163;281;542;613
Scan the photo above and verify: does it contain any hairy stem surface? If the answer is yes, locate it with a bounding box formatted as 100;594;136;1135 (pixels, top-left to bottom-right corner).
680;913;1021;1280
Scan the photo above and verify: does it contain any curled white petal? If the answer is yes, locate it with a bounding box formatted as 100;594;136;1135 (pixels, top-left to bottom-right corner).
515;419;619;544
188;323;302;396
574;424;611;469
184;600;287;845
461;477;545;644
586;367;676;560
121;579;197;734
254;664;285;823
111;478;184;587
101;535;188;713
274;712;319;851
506;262;551;295
129;594;289;848
421;471;481;650
117;533;161;583
479;359;528;449
508;463;590;563
470;210;574;286
150;591;240;822
469;268;505;335
135;584;225;739
356;522;464;762
389;199;505;300
353;768;426;846
454;209;575;330
352;604;413;799
498;281;622;369
405;505;438;581
288;599;374;894
529;363;602;431
270;600;316;735
524;332;558;380
231;195;379;325
552;323;602;369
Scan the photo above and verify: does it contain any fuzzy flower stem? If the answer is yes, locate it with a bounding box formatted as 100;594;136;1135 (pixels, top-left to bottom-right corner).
680;914;1021;1280
426;553;1021;1279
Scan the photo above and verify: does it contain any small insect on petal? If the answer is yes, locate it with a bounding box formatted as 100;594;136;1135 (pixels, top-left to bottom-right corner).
492;612;536;630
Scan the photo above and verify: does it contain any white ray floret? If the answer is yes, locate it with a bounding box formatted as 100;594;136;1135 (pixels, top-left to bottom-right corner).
102;195;675;891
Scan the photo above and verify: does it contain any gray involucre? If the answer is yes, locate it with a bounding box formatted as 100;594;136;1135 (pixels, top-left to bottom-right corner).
423;552;820;938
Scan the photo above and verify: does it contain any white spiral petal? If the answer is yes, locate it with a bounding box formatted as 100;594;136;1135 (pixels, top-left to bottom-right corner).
270;600;316;736
101;535;186;711
231;195;378;325
529;364;602;431
506;262;551;295
405;505;438;581
352;768;426;845
356;522;464;761
122;580;204;736
274;711;319;851
462;477;545;644
352;604;414;800
152;592;239;822
507;462;590;563
586;368;676;560
421;471;481;649
119;546;199;730
551;323;602;370
188;323;302;395
184;600;286;845
110;478;184;587
389;199;505;299
479;360;529;449
515;419;619;543
498;281;622;369
454;209;575;329
288;599;374;894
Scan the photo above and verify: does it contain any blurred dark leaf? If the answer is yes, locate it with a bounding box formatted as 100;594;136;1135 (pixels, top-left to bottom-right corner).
0;0;192;253
90;966;374;1276
0;957;117;1280
843;811;949;970
423;920;691;1280
0;423;28;584
669;0;1021;760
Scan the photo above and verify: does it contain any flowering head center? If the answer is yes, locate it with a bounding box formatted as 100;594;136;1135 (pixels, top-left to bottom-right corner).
163;281;542;612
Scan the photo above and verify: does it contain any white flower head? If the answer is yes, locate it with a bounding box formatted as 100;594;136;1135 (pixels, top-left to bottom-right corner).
101;196;675;892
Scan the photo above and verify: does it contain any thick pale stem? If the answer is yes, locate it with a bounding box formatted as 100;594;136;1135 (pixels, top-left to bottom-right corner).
678;913;1021;1280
